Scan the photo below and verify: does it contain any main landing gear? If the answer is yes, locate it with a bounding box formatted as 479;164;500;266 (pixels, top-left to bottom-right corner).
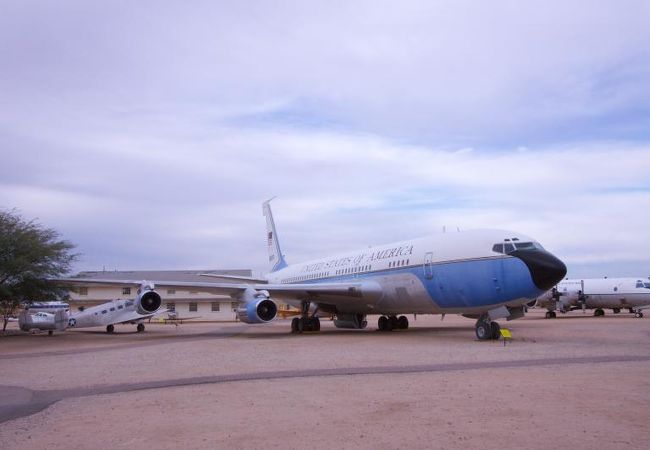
545;311;557;319
634;311;644;318
377;315;409;331
475;315;501;341
291;316;320;333
291;302;320;333
106;324;115;333
594;308;605;317
137;323;145;333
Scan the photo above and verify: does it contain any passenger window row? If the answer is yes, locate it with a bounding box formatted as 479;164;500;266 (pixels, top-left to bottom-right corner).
389;259;409;268
283;272;330;284
335;265;372;276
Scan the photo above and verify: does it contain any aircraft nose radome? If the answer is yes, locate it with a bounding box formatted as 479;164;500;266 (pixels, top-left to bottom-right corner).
511;249;567;291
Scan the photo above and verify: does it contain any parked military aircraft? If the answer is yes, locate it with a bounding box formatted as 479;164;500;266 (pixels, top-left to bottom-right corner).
18;284;165;334
24;301;70;313
54;200;566;340
534;277;650;318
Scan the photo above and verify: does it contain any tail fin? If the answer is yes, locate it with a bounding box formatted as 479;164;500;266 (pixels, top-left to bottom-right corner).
262;198;288;272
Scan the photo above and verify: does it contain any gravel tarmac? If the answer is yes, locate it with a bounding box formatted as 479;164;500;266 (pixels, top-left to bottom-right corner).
1;310;649;449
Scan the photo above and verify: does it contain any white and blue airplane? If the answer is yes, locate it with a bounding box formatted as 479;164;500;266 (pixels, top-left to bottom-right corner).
534;277;650;318
55;200;566;340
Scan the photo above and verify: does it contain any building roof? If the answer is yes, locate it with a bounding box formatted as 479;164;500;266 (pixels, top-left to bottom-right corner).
72;269;252;283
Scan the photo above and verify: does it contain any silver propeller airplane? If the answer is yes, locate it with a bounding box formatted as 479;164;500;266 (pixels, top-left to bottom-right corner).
19;283;165;334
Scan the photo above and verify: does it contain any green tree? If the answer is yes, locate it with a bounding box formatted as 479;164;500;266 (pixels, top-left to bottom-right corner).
0;210;77;332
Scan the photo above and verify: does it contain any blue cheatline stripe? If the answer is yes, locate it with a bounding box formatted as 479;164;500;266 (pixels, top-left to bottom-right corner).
413;257;542;308
277;256;542;309
271;258;288;272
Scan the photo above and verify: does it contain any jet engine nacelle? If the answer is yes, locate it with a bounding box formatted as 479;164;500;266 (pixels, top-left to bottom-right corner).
333;313;368;329
136;290;162;315
235;288;278;324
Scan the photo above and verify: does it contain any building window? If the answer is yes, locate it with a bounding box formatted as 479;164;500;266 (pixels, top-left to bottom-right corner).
122;287;131;295
167;302;176;312
78;287;88;296
167;289;176;295
211;302;220;312
189;302;198;312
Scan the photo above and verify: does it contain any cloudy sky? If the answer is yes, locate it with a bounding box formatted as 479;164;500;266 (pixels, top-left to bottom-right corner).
1;0;649;278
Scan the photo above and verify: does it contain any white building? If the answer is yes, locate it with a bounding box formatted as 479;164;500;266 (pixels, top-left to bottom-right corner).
66;269;253;321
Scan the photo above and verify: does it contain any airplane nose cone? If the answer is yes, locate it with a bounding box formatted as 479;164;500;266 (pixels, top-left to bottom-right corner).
510;249;567;291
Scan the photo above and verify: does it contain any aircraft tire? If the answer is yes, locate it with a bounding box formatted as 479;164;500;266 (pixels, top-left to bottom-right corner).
291;317;300;333
490;322;501;340
48;330;53;336
594;309;605;317
137;323;145;333
613;308;620;314
475;320;491;341
378;316;389;331
311;317;320;331
635;312;644;318
397;315;409;330
106;324;115;333
545;311;556;319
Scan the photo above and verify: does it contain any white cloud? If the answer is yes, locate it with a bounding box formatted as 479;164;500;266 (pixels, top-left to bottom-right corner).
1;1;649;277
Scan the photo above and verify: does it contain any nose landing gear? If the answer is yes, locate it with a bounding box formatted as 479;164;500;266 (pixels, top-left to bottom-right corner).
475;315;501;341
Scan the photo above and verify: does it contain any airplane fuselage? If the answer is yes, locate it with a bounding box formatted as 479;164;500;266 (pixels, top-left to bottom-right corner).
67;298;139;328
539;277;650;311
266;229;562;316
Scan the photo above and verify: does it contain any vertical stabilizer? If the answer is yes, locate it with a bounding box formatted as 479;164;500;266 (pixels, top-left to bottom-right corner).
262;198;288;272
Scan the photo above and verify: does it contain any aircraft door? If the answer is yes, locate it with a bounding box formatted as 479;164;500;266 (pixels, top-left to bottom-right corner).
424;252;433;279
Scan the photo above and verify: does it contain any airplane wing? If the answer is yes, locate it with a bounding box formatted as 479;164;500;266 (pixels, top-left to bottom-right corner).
53;278;251;296
110;308;169;325
199;273;269;283
52;278;383;313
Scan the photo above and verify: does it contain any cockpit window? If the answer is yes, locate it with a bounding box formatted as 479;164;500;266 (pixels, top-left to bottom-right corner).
492;244;504;253
492;241;543;255
514;242;536;250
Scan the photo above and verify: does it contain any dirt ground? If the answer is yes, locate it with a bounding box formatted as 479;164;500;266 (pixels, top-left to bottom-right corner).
1;310;649;449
